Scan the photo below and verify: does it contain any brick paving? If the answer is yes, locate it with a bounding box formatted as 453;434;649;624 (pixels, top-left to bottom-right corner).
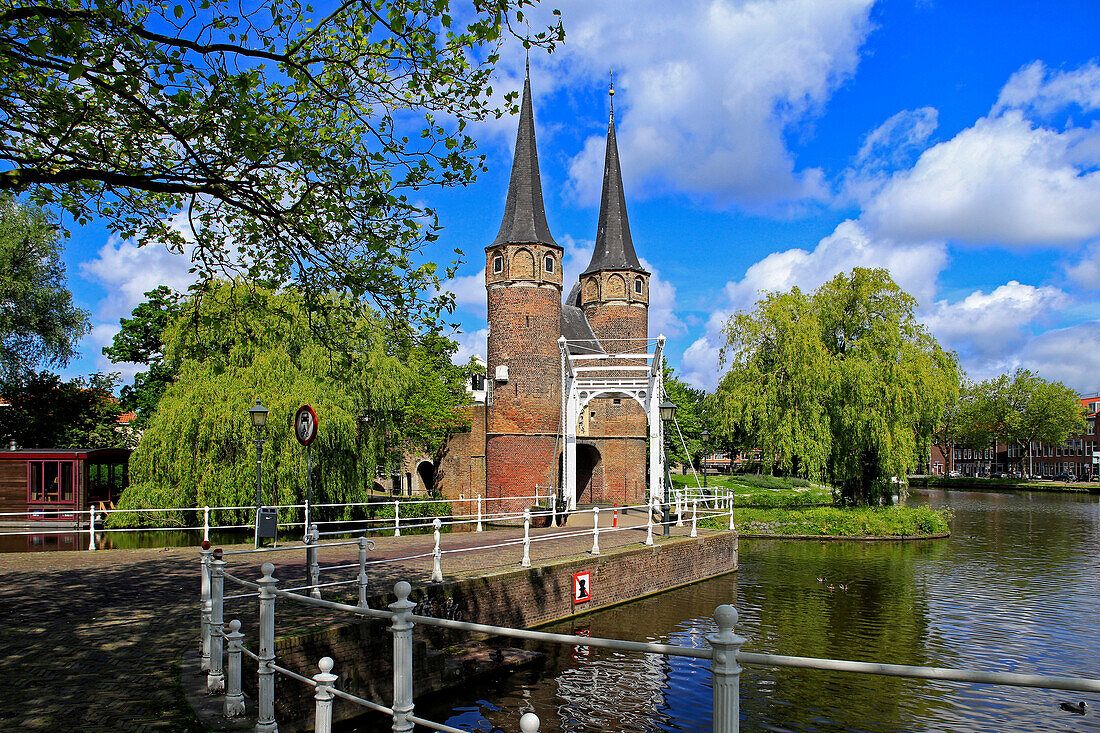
0;506;723;731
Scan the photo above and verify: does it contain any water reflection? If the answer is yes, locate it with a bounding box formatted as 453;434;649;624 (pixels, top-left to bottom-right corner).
406;490;1100;733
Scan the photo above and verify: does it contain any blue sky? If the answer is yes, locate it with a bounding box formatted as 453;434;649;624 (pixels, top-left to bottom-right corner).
61;0;1100;394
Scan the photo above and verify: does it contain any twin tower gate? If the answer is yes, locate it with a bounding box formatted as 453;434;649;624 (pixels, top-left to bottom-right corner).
559;334;670;511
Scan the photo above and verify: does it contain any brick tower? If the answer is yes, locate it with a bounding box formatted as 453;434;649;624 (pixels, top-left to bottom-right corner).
573;87;650;505
484;65;564;510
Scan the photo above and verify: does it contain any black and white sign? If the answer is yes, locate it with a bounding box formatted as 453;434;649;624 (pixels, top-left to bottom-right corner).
294;405;318;446
573;571;591;603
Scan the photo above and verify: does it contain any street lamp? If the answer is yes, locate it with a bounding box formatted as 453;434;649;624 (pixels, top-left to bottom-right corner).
249;399;269;546
701;429;710;489
658;400;676;537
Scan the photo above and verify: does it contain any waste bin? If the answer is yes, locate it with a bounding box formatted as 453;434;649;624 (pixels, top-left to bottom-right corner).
256;506;278;539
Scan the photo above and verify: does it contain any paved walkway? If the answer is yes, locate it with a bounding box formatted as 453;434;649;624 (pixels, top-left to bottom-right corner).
0;506;724;731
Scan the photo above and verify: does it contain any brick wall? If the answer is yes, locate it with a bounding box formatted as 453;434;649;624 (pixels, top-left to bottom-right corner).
485;434;558;512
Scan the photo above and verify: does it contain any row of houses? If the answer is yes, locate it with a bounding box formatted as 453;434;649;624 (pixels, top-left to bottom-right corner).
930;395;1100;480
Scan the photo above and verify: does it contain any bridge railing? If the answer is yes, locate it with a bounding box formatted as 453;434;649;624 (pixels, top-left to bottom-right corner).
204;557;1100;733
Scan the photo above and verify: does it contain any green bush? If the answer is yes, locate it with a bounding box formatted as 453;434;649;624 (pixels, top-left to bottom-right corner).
703;504;950;537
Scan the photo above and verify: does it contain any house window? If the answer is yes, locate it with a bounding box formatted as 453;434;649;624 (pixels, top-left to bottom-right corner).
634;278;643;294
493;255;504;274
544;255;554;273
28;461;75;505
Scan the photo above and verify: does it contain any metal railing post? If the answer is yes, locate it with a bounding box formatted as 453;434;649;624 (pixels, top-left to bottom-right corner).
357;537;370;607
431;518;443;582
224;619;246;717
389;581;416;733
520;712;541;733
590;506;600;556
708;605;746;733
476;494;483;532
203;505;210;542
675;491;684;527
313;657;338;733
521;508;531;568
645;498;655;546
729;499;735;531
208;550;225;693
256;562;278;732
307;525;321;600
199;542;213;671
393;501;401;537
690;498;698;538
551;493;557;527
88;506;96;551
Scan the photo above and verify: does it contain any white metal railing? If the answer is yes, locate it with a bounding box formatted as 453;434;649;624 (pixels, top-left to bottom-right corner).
0;491;565;549
204;560;1100;733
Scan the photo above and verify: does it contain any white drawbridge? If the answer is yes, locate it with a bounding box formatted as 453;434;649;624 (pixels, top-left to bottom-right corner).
559;335;668;510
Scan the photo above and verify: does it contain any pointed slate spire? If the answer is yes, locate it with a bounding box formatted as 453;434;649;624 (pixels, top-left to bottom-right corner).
582;76;646;276
492;59;557;248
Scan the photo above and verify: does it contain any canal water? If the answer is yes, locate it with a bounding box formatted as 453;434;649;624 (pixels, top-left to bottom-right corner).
408;489;1100;732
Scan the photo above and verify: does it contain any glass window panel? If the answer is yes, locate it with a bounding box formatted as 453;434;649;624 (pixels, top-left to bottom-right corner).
60;462;74;502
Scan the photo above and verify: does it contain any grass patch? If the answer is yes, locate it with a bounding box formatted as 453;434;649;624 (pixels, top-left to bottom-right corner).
702;504;950;538
670;472;831;507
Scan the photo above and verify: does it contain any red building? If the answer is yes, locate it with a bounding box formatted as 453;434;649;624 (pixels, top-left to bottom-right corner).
0;448;131;525
930;394;1099;480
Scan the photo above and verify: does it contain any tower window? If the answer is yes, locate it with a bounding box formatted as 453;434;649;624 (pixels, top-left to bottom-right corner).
493;255;504;274
544;255;555;273
634;278;643;294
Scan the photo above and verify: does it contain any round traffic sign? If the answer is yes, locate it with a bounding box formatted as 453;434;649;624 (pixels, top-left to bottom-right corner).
294;405;318;446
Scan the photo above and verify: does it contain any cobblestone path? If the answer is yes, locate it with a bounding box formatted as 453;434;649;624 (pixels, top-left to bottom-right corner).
0;507;720;731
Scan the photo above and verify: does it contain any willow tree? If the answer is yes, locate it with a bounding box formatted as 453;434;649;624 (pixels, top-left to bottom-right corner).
115;283;470;526
714;268;959;504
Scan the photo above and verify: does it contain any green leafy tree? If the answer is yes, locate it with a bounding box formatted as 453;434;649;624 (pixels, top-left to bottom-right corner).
0;371;127;448
0;0;561;326
0;194;88;377
965;369;1085;476
117;283;470;523
714;268;959;504
103;285;181;425
661;366;711;472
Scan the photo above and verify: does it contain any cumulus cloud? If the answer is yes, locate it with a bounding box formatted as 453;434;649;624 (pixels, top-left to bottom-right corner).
450;327;488;365
994;60;1100;117
638;257;683;339
553;0;875;206
680;220;948;391
1066;242;1100;289
921;281;1070;377
78;234;198;373
1016;321;1100;393
723;219;947;311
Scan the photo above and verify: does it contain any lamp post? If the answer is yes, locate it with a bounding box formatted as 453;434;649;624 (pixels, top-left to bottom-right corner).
249;399;269;547
701;429;710;489
659;400;676;536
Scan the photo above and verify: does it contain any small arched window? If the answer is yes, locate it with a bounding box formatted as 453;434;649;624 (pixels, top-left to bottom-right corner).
544;254;555;273
634;277;644;294
492;254;504;274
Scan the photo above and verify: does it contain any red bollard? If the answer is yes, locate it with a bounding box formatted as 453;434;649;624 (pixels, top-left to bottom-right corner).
613;504;618;528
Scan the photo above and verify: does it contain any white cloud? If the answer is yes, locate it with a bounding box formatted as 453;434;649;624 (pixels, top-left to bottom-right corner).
551;0;875;206
450;327;488;365
78;234;198;373
638;256;683;338
921;281;1070;377
680;220;948;391
723;219;947;311
1066;242;1100;289
842;107;938;202
994;60;1100;117
864;111;1100;246
1016;321;1100;393
447;268;487;317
